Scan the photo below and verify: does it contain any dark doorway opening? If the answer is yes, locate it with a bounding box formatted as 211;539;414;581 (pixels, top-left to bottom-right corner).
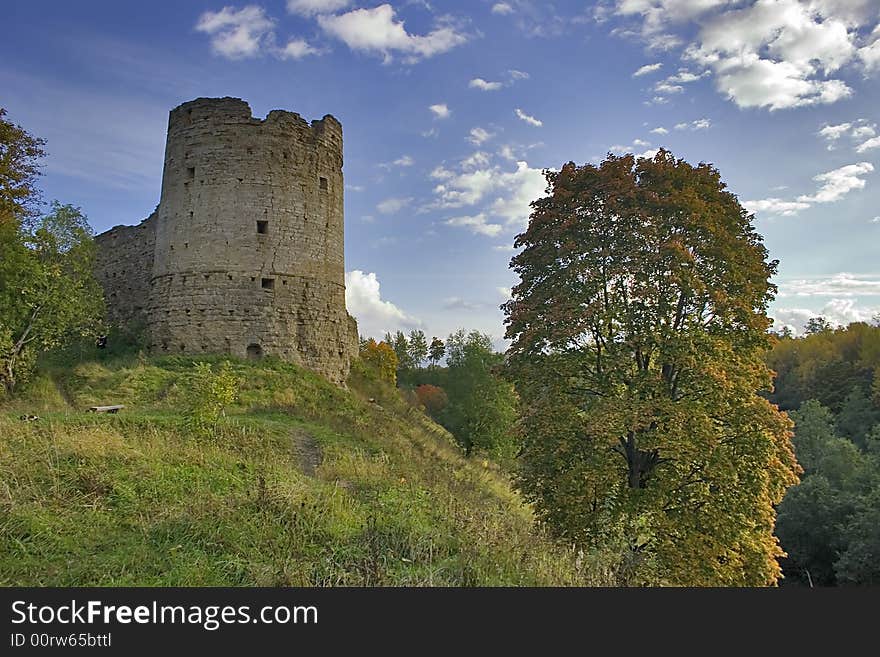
246;344;263;360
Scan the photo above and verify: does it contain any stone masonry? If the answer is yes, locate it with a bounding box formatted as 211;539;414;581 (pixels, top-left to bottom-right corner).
94;97;359;383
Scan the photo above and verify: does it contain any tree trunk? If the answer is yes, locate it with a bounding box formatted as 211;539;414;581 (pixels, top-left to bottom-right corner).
618;432;661;489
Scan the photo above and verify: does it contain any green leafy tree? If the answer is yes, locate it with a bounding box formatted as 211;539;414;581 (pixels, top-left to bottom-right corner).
428;337;445;368
835;388;880;450
441;330;518;459
835;487;880;585
388;330;413;371
776;475;852;586
503;151;799;586
407;329;428;369
789;400;837;474
804;316;832;335
1;202;104;395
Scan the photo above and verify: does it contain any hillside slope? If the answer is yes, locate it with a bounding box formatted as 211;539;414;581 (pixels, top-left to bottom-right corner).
0;353;606;586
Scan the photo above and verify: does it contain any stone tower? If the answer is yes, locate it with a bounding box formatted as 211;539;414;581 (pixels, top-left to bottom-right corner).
95;97;358;383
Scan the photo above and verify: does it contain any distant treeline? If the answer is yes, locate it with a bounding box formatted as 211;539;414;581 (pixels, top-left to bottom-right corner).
360;329;518;462
768;320;880;585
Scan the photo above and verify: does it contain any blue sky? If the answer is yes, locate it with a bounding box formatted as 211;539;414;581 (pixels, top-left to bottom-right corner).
3;0;880;344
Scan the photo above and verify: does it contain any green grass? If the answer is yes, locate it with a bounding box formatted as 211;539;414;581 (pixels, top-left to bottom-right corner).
0;351;611;586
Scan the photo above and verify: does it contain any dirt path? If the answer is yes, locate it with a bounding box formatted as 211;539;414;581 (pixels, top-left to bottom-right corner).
291;427;322;476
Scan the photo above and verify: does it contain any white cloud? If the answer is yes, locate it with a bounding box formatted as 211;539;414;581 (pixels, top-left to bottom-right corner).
469;127;494;145
433;169;496;207
633;62;663;76
819;122;853;142
872;216;880;224
346;270;420;339
747;161;875;216
508;69;530;80
650;126;669;135
778;273;880;298
443;297;487;311
433;160;547;230
852;124;876;139
652;67;709;97
797;162;874;204
377;197;413;214
772;298;880;334
317;4;468;63
856;136;880;153
430;165;454;180
655;80;684;94
445;213;503;237
609;139;655;155
279;38;320;60
497;286;513;299
493;244;516;252
429;103;450;119
393;155;414;167
666;68;708;83
514;108;543;127
614;0;727;50
674;118;711;131
743;198;812;216
286;0;350;16
195;6;275;60
492;2;514;15
680;0;868;111
818;119;877;150
707;56;852;110
470;78;503;91
489;161;547;228
461;151;491;170
861;25;880;71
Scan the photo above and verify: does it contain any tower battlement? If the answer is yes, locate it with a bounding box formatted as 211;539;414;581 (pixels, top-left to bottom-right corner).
95;97;358;383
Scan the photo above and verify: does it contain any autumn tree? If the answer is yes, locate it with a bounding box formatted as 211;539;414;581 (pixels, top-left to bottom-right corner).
359;338;398;385
0;107;45;222
415;383;448;415
503;151;799;586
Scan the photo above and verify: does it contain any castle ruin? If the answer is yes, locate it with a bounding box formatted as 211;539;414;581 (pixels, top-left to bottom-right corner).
95;97;359;383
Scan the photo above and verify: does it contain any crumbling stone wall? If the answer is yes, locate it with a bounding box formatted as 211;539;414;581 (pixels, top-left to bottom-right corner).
94;211;156;333
94;97;358;384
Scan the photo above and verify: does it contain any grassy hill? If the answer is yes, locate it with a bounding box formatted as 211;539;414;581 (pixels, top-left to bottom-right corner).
0;349;608;586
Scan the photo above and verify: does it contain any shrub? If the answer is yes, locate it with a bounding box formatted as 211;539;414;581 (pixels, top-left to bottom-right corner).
359;338;398;386
184;361;240;437
415;384;448;415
